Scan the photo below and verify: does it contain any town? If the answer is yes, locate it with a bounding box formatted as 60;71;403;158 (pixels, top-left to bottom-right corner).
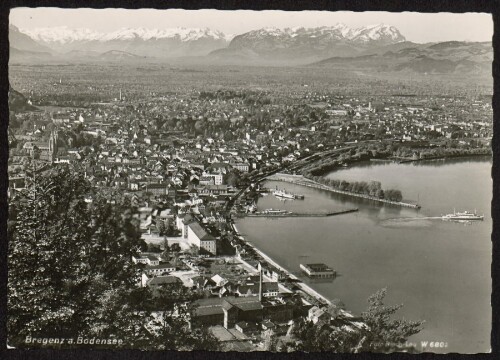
7;62;492;350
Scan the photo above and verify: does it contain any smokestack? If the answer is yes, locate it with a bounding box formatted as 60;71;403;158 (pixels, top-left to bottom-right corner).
259;264;263;302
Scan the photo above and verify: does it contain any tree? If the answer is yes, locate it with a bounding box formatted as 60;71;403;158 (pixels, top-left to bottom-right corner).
385;189;403;202
290;289;423;353
359;288;424;353
8;167;219;350
162;238;169;257
156;219;166;235
8;166;146;346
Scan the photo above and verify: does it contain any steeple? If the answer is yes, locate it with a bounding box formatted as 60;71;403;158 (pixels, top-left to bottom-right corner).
48;130;58;162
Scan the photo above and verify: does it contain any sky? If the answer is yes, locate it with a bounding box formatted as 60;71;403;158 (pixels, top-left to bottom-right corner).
9;8;493;43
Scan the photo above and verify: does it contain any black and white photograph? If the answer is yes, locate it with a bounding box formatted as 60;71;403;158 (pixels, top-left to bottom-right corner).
5;5;493;353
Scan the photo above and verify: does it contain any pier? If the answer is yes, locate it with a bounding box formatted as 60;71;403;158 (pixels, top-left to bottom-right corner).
267;173;421;209
246;208;358;217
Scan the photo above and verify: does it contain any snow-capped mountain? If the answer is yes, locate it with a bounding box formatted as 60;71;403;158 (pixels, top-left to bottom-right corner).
16;26;232;57
209;24;406;64
22;26;230;44
347;24;405;43
228;23;405;49
11;23;406;63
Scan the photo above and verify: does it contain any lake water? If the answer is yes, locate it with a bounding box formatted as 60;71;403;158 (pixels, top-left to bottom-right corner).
236;157;492;353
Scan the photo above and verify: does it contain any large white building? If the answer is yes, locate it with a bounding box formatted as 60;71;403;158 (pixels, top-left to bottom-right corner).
187;222;217;255
205;173;223;185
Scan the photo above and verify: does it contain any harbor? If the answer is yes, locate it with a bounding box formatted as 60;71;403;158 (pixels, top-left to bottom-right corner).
237;158;492;353
267;173;422;209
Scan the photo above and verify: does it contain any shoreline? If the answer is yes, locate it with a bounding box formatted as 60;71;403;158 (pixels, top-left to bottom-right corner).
306;152;491;177
397;152;492;163
232;223;360;321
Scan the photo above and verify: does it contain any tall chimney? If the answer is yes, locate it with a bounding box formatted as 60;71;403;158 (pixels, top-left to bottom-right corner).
259;264;263;302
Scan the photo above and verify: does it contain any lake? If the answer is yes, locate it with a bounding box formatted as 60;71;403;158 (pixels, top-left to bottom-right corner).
236;157;492;353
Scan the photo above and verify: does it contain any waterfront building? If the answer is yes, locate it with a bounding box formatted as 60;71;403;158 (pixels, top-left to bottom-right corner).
300;263;336;278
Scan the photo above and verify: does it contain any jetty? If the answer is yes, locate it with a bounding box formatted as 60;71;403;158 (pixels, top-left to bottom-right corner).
246;208;358;217
267;173;421;209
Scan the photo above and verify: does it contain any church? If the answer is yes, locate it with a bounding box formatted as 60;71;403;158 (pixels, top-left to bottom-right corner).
23;130;59;162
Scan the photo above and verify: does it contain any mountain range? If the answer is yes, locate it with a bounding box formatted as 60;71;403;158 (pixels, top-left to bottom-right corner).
313;41;492;74
11;25;231;58
210;24;407;63
9;24;492;74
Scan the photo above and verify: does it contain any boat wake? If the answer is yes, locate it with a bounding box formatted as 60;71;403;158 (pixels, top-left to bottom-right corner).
380;217;439;228
380;215;481;228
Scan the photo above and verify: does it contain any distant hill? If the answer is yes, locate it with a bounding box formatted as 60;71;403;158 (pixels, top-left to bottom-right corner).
8;86;36;113
312;41;492;74
9;24;53;53
98;50;144;60
9;46;53;63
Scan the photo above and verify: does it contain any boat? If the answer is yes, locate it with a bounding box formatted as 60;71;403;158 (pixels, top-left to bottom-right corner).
272;189;295;199
272;187;305;200
442;209;484;221
262;208;289;214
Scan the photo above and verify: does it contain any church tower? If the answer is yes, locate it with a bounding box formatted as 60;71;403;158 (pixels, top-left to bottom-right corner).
48;130;58;162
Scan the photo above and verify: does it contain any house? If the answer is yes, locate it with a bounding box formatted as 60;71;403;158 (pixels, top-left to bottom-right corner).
132;254;161;266
235;282;279;298
146;275;180;288
205;173;224;185
144;262;176;276
307;306;331;324
190;276;217;290
158;209;175;220
199;185;229;196
145;183;170;196
199;176;215;186
232;162;250;172
177;213;195;238
261;320;276;331
211;274;228;287
235;321;258;335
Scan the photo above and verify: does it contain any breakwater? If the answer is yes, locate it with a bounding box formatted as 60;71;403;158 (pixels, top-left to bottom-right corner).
267;173;421;209
246;208;358;217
